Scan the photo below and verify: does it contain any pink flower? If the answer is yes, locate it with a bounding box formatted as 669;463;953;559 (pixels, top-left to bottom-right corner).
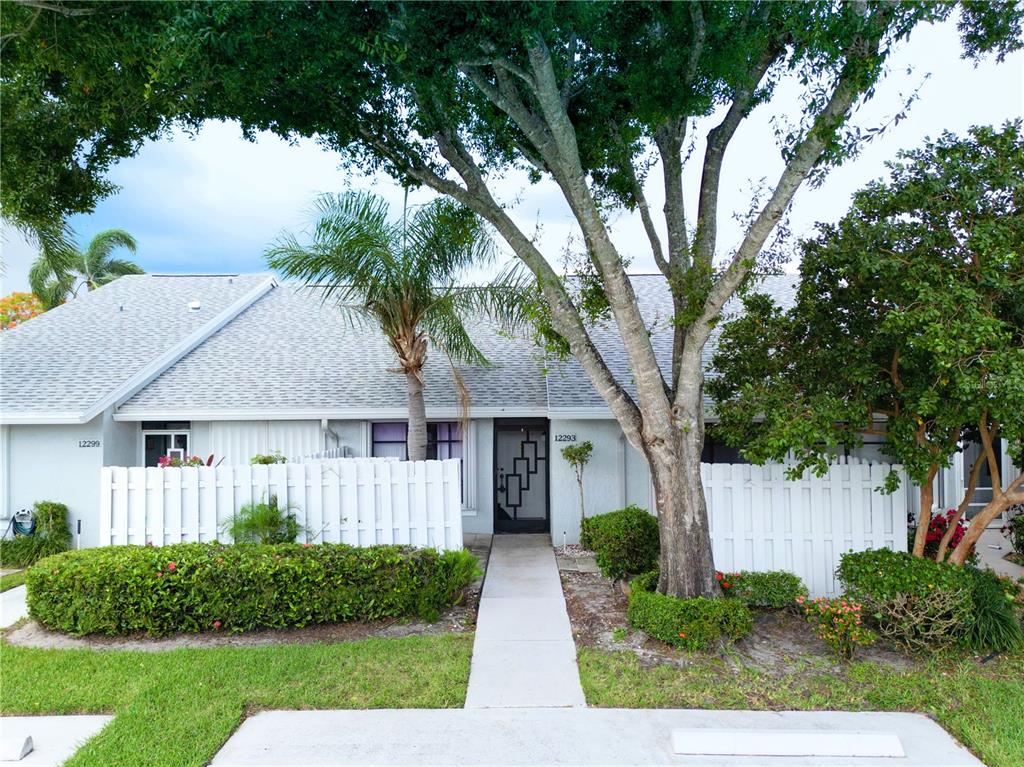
213;620;222;630
167;561;177;571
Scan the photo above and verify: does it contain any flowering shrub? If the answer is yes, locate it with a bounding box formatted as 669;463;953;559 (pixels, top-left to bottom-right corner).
798;596;876;660
0;292;44;330
157;455;206;468
919;509;975;562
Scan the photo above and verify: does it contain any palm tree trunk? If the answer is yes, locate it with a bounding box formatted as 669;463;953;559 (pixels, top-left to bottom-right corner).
406;371;428;462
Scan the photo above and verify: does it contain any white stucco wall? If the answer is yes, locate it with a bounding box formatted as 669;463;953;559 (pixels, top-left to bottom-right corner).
463;419;494;535
5;417;106;547
548;418;652;545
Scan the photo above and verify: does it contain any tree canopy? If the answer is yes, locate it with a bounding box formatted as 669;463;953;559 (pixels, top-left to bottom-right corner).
3;0;1021;595
709;122;1024;564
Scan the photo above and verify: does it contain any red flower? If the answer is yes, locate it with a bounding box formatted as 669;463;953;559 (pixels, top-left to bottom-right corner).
167;561;177;571
678;632;687;638
722;581;731;589
213;620;222;630
714;572;723;581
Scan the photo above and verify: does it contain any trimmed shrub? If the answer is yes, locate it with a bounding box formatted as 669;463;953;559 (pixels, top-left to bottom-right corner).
580;505;659;579
838;548;977;652
798;596;876;660
630;569;660;594
627;587;753;651
0;501;71;568
718;570;808;609
27;542;480;636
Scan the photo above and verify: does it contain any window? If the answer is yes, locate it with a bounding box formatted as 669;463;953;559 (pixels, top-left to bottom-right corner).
701;436;745;464
372;422;465;499
141;422;192;467
371;422;463;461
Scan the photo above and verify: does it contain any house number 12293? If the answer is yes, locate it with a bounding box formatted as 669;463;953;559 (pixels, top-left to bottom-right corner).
78;440;100;448
554;434;576;443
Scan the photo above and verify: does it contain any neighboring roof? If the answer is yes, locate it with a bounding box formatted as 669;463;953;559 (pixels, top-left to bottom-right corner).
0;275;274;423
544;274;798;413
117;284;549;418
0;272;797;424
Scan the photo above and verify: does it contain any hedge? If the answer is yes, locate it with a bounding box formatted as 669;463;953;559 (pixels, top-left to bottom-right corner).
0;501;71;568
627;574;753;650
838;548;1022;653
27;542;480;636
580;505;659;579
721;570;808;609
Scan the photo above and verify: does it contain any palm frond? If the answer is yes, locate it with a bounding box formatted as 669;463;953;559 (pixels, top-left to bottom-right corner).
423;304;489;367
266;191;401;308
85;229;137;265
404;199;496;287
443;261;535;332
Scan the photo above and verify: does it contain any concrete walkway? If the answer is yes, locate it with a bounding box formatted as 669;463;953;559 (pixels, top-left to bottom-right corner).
211;708;983;767
0;585;28;629
464;534;586;708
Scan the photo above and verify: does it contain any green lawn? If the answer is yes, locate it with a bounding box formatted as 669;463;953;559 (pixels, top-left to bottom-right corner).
0;634;472;767
579;648;1024;767
0;570;26;592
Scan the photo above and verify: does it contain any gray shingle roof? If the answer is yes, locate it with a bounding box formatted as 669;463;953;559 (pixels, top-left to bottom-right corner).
118;284;549;415
544;274;798;411
0;275;270;419
2;272;797;421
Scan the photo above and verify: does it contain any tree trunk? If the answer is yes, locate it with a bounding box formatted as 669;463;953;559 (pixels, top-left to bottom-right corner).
405;371;427;462
950;490;1024;565
576;470;586;521
652;433;718;598
910;466;938;557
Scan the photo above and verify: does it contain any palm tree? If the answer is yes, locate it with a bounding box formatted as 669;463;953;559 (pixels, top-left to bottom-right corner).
30;228;143;309
267;191;525;461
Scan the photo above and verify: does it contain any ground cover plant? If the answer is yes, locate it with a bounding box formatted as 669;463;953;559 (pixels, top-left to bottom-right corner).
28;543;480;636
577;648;1024;767
0;635;472;767
0;501;70;568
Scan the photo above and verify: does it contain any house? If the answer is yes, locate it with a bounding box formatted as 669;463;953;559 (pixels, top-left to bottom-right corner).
0;273;1013;548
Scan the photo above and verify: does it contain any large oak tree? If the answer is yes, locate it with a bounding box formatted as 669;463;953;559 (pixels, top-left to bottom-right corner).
2;1;1021;596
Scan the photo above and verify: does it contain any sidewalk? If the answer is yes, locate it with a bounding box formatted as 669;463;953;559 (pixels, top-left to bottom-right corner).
0;584;28;629
464;534;585;708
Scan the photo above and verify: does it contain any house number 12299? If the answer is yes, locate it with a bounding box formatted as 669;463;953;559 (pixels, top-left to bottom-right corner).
78;440;100;448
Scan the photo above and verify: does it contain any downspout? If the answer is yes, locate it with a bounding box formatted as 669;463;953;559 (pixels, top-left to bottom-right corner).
321;419;342;454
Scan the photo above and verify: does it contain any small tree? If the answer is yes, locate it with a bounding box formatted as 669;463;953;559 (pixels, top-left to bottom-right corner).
267;191;525;461
710;124;1024;565
562;440;594;523
0;291;43;330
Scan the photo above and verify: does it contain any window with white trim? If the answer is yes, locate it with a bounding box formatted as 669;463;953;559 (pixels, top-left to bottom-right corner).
371;421;465;499
141;421;192;467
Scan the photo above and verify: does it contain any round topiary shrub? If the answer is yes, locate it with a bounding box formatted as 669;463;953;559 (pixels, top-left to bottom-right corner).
580;505;659;580
26;542;480;636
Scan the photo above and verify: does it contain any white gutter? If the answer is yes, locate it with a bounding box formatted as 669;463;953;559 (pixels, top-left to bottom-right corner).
81;276;277;424
0;412;93;425
113;405;550;422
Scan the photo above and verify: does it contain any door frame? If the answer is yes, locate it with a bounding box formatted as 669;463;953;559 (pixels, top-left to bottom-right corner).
493;418;550;534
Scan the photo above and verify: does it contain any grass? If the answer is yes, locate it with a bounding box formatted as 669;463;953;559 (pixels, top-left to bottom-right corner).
579;647;1024;767
0;570;26;592
0;634;472;767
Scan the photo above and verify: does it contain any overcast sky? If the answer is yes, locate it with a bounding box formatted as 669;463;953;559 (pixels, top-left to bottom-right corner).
2;15;1022;294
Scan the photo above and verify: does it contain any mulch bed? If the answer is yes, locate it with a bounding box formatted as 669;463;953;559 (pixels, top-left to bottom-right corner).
560;569;913;673
4;543;488;653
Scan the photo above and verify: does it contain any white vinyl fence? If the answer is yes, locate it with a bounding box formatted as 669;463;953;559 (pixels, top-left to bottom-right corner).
99;458;463;551
702;461;908;597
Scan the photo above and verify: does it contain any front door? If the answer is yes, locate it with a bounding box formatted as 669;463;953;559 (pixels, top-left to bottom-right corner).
494;419;549;533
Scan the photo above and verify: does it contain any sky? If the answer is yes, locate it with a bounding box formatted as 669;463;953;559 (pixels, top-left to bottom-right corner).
1;15;1022;295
